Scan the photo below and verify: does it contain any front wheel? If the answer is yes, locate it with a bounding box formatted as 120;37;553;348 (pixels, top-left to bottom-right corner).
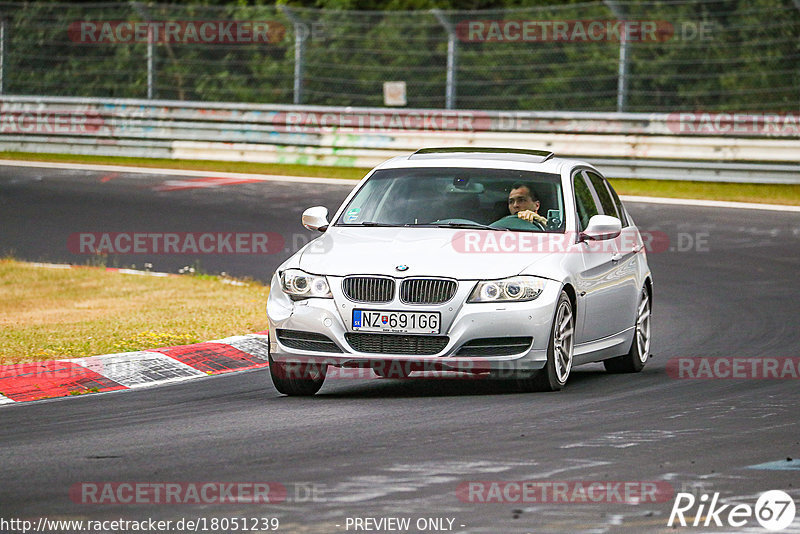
515;291;574;392
604;286;651;373
269;354;327;396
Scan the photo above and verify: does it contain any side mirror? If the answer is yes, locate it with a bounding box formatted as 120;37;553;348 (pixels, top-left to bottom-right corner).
302;206;330;232
580;215;621;241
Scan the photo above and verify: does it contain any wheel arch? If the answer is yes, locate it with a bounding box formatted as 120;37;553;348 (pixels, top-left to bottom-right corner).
561;282;577;317
644;276;653;308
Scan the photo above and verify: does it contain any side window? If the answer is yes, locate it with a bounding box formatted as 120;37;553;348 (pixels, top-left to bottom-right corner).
605;180;629;227
573;172;599;232
584;171;618;219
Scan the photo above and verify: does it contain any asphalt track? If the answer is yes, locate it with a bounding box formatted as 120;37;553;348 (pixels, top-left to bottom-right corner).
1;164;799;533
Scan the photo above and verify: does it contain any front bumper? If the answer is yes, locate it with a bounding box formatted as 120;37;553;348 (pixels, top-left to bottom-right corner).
267;274;561;373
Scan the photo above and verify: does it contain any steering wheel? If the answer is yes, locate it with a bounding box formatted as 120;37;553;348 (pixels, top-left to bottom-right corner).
489;215;545;231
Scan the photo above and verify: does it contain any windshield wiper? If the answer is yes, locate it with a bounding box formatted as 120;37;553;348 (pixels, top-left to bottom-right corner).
431;222;509;231
348;221;508;231
352;221;400;227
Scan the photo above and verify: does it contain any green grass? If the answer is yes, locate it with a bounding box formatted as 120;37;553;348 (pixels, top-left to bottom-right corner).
609;178;800;206
2;151;799;205
0;259;269;364
0;151;369;181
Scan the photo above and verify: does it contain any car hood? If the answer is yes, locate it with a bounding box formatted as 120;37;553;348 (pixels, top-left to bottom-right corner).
296;227;564;280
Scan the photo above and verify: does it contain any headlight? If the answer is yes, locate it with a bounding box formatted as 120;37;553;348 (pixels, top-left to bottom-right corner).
281;269;332;300
468;276;546;303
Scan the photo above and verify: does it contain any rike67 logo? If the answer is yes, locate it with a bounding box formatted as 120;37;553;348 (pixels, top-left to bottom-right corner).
668;490;796;531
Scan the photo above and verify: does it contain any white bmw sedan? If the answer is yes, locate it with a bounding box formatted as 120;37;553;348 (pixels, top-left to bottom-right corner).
266;148;652;395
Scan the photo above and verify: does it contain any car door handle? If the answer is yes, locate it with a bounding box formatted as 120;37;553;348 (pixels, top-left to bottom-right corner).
611;253;623;262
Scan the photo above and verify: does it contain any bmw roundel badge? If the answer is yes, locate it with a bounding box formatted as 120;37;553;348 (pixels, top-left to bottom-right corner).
395;265;409;272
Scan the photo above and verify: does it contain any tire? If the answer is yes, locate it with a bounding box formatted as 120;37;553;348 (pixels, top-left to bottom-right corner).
604;286;651;373
515;291;574;392
269;354;327;396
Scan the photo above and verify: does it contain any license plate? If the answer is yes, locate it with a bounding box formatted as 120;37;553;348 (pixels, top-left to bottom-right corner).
352;310;440;334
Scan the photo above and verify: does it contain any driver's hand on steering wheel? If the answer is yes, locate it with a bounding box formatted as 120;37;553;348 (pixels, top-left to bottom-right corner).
517;210;547;226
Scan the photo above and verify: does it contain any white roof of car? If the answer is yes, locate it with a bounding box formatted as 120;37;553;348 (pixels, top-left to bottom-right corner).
376;147;592;175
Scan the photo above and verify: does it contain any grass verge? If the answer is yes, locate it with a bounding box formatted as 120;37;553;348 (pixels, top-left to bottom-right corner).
1;151;799;205
0;151;369;181
609;178;800;206
0;259;269;364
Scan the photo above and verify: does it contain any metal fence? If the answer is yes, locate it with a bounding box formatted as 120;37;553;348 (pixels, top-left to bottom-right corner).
0;1;798;112
3;96;799;183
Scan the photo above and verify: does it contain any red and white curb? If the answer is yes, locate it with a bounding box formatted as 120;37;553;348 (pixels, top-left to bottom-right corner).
0;333;270;405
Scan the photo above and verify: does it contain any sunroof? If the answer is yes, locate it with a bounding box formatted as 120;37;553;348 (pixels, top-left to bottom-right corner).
409;147;555;163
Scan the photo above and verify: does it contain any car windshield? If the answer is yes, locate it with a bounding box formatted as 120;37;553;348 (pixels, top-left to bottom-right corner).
336;167;566;232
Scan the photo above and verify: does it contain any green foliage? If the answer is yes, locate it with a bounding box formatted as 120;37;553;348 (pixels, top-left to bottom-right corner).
2;1;798;111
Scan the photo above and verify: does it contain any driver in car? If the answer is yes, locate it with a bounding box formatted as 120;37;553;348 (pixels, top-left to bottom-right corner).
508;183;547;226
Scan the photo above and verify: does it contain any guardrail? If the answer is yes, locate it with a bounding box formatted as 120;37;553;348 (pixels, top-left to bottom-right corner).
1;96;799;183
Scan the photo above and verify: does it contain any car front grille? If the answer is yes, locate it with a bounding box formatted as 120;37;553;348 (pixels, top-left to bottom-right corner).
345;333;449;355
455;337;533;356
276;329;343;353
342;276;395;303
400;278;457;304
